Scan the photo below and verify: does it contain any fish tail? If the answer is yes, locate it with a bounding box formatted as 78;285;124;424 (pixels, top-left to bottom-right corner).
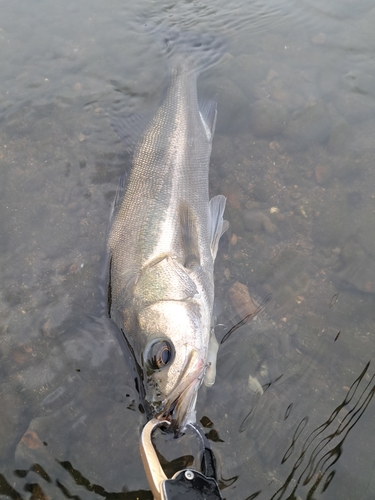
145;22;227;74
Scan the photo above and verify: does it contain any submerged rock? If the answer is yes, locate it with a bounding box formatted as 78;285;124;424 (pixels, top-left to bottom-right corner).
285;100;332;148
327;121;353;154
228;281;258;318
336;253;375;293
250;99;289;139
335;90;375;123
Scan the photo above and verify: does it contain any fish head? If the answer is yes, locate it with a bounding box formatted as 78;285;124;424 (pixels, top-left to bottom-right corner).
137;300;208;433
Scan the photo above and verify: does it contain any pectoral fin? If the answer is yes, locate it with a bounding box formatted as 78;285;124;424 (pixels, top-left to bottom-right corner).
111;112;152;152
204;329;219;387
209;195;228;260
109;174;126;224
199;96;218;139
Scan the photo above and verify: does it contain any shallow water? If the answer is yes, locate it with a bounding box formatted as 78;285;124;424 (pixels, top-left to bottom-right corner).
1;0;375;499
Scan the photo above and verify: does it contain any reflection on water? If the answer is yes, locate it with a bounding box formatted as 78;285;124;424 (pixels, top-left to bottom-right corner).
273;362;375;499
1;0;375;498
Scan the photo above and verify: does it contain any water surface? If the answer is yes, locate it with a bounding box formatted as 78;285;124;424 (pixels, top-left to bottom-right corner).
1;0;375;498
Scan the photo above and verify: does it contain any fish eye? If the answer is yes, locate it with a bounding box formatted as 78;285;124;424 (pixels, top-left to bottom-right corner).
146;340;174;371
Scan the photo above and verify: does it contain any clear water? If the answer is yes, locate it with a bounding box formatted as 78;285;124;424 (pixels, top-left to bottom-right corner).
1;0;375;498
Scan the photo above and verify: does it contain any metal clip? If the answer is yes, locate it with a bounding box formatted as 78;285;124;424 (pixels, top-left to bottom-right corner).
139;418;170;500
140;418;222;500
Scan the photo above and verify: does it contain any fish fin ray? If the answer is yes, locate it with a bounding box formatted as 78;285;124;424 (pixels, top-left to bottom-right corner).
204;329;219;387
209;195;228;260
222;219;230;234
111;112;151;152
199;96;218;138
109;174;126;223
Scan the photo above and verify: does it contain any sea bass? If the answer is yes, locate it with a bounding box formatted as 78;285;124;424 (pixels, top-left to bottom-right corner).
107;30;227;432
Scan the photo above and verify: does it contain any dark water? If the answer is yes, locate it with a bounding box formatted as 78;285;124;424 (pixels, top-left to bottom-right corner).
1;0;375;498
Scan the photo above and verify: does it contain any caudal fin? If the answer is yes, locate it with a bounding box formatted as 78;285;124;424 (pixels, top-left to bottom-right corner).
145;22;227;74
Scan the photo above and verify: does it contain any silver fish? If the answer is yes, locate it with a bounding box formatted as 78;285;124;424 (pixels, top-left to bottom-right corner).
108;31;227;432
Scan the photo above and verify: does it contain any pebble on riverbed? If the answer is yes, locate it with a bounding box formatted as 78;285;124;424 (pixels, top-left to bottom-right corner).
315;164;332;185
20;430;44;450
243;210;277;233
228;281;259;318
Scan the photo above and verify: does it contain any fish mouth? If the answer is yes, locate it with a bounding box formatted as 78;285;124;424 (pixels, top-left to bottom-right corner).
158;351;205;434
